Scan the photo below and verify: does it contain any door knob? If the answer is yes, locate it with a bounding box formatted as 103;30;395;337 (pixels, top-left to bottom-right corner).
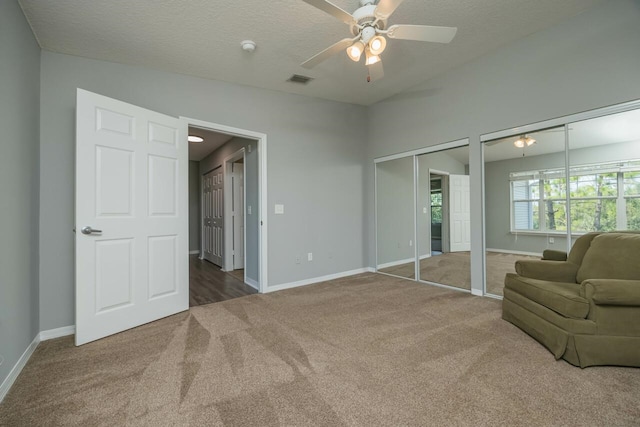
81;226;102;235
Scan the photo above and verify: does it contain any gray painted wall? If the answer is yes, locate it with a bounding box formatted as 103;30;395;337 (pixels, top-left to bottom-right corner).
0;0;41;388
188;161;201;252
39;52;368;329
485;140;640;254
366;0;640;293
376;157;414;266
200;137;259;283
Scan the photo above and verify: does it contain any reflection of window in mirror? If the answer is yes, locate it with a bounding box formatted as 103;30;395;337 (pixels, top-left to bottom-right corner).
568;108;640;233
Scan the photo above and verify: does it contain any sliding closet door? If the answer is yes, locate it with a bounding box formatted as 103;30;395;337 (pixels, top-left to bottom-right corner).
416;146;470;290
482;126;567;296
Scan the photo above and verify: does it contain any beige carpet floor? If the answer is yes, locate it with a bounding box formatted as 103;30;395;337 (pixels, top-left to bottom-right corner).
380;251;539;295
1;273;639;426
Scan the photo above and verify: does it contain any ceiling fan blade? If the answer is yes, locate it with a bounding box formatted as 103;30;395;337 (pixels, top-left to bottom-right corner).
386;24;458;43
301;38;355;69
301;0;355;25
367;59;384;82
375;0;404;20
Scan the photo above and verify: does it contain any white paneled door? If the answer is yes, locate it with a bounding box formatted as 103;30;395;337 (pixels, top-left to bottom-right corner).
449;174;471;252
203;167;223;267
75;89;188;345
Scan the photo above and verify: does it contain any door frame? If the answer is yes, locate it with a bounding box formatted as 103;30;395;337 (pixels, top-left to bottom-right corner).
428;169;450;254
222;148;246;278
181;117;268;293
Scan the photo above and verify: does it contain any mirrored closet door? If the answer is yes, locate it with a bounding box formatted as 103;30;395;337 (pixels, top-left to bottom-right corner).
416;146;471;290
483;126;568;296
376;156;416;279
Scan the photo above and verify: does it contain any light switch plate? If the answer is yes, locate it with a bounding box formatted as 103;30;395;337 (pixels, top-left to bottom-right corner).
247;205;252;215
275;204;284;214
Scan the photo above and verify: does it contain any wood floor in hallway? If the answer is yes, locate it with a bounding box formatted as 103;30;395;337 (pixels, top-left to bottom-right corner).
189;255;257;306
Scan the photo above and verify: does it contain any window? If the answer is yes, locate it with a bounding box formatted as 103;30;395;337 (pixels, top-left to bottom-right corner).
510;160;640;233
430;179;443;225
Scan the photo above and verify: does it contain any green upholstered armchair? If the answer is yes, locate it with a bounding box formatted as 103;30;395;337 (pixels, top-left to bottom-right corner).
502;232;640;368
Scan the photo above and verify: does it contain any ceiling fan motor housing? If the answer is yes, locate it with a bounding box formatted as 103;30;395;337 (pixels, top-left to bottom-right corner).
350;4;386;35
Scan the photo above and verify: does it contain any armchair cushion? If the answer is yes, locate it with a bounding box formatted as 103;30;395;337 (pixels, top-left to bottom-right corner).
577;233;640;282
505;273;589;319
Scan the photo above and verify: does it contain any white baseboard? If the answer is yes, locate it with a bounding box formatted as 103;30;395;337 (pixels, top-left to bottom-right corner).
189;250;199;255
40;325;75;341
419;254;431;260
486;248;541;257
0;334;39;403
245;277;259;290
0;325;76;403
265;267;373;293
377;257;415;270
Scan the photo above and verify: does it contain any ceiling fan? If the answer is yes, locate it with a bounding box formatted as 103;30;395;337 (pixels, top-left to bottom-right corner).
300;0;458;82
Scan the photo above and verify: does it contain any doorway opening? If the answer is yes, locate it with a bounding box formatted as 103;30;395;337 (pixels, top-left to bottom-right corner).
184;118;267;306
429;174;447;255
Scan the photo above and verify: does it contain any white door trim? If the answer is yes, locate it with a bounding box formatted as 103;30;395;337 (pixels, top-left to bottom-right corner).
180;117;268;292
222;148;245;274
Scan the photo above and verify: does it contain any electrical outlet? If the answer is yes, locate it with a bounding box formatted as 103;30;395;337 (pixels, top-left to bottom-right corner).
247;205;252;215
409;240;413;247
308;252;313;261
549;237;555;244
295;255;301;264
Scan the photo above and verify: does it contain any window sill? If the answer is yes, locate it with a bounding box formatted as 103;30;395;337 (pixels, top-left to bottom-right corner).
509;230;587;237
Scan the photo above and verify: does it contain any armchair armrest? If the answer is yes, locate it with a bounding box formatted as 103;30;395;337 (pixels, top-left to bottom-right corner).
515;260;578;283
581;279;640;306
542;249;567;261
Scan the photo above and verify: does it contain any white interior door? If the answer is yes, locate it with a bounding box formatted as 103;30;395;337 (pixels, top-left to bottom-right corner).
202;170;215;264
203;167;224;266
233;161;245;269
449;174;471;252
75;89;188;345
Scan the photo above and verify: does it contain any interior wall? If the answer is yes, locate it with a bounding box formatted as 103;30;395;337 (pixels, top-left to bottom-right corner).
199;137;259;283
188;160;201;252
485;140;640;254
0;0;41;388
366;0;640;291
39;52;368;330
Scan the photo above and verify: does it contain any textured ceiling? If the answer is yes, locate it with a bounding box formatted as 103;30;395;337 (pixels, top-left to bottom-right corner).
19;0;605;106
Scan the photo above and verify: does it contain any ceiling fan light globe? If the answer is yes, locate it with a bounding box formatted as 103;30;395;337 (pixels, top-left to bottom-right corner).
514;139;525;148
369;35;387;55
365;54;380;65
346;41;365;62
525;137;536;146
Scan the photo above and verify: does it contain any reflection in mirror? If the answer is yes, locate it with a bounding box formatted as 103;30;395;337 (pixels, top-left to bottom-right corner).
568;108;640;236
416;146;471;290
376;156;416;279
483;126;567;296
